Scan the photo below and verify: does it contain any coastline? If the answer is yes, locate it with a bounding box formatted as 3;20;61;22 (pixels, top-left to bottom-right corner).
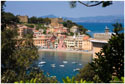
38;49;93;54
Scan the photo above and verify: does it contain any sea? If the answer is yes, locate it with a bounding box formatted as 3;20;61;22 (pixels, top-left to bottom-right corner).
76;22;124;37
36;51;92;83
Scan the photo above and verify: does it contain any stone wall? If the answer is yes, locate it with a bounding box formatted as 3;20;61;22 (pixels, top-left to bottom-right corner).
18;16;28;23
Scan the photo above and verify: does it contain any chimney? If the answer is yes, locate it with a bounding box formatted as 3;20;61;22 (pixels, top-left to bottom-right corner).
105;26;109;34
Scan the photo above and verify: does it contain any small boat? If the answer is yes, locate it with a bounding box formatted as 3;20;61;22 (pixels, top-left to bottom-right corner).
87;30;91;32
38;65;44;67
63;61;68;64
39;61;46;64
51;76;56;78
72;62;77;64
73;68;80;72
59;65;65;67
51;64;56;68
79;64;82;66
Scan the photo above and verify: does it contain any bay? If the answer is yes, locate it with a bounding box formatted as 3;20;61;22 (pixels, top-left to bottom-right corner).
36;51;92;82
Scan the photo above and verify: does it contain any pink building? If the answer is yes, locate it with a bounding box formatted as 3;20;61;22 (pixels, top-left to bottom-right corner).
17;25;34;38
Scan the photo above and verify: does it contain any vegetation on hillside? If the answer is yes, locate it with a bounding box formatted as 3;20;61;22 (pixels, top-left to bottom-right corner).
1;2;57;83
62;20;88;35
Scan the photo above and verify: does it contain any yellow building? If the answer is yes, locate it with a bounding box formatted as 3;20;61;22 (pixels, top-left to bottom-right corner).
82;39;92;51
64;35;92;50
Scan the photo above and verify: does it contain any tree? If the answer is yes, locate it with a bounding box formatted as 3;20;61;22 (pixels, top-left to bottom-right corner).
70;1;112;8
75;64;95;82
90;23;124;82
28;16;38;24
43;18;51;25
78;25;87;34
62;76;93;83
1;2;58;83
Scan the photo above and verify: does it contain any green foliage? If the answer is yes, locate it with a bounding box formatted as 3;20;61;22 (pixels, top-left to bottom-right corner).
90;23;124;82
28;16;51;24
110;76;124;83
70;32;74;36
75;64;95;82
1;3;57;83
28;16;38;24
2;12;19;30
78;25;88;34
43;29;46;34
25;24;34;28
62;76;93;83
62;20;76;28
36;24;46;30
43;17;51;25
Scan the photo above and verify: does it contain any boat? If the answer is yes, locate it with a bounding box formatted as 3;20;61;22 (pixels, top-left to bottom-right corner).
51;64;56;68
38;65;44;67
51;76;56;78
79;64;82;65
63;61;68;64
72;62;77;64
73;68;80;72
59;65;65;67
39;61;46;64
87;30;91;32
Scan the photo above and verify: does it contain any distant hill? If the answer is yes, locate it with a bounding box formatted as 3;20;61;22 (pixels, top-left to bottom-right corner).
40;15;124;23
40;14;57;18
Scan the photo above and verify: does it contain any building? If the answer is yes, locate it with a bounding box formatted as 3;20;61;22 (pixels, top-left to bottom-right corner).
33;34;56;48
64;34;92;50
50;18;63;28
70;26;79;33
82;36;92;50
91;27;112;58
33;38;48;47
17;25;34;38
17;16;28;23
46;25;68;34
33;29;44;38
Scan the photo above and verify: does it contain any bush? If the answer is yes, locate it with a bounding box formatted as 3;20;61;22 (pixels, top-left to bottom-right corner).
75;64;95;81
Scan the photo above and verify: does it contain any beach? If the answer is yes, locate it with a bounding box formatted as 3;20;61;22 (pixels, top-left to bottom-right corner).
38;49;93;54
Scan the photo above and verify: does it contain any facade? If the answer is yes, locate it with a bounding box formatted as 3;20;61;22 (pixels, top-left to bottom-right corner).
33;38;48;47
70;26;79;33
46;25;68;34
91;27;112;58
33;34;56;48
82;36;92;50
17;25;34;38
50;18;63;27
17;16;28;23
64;35;92;50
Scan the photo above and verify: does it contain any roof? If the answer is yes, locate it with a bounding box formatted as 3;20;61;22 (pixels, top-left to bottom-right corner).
90;39;108;43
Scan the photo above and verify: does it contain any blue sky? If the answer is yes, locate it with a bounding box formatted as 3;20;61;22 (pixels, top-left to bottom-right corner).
4;1;124;18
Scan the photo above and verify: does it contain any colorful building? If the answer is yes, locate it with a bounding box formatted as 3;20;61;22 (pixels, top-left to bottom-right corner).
17;24;34;38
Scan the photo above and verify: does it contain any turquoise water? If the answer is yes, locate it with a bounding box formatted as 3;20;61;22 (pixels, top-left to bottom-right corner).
77;22;124;37
36;51;92;82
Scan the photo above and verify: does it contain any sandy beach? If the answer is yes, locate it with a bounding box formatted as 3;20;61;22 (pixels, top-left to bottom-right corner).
38;49;93;54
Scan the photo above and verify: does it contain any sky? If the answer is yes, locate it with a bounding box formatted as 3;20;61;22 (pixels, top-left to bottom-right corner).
4;1;124;18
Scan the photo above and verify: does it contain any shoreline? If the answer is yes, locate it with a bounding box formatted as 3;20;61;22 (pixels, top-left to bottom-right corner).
38;49;93;54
